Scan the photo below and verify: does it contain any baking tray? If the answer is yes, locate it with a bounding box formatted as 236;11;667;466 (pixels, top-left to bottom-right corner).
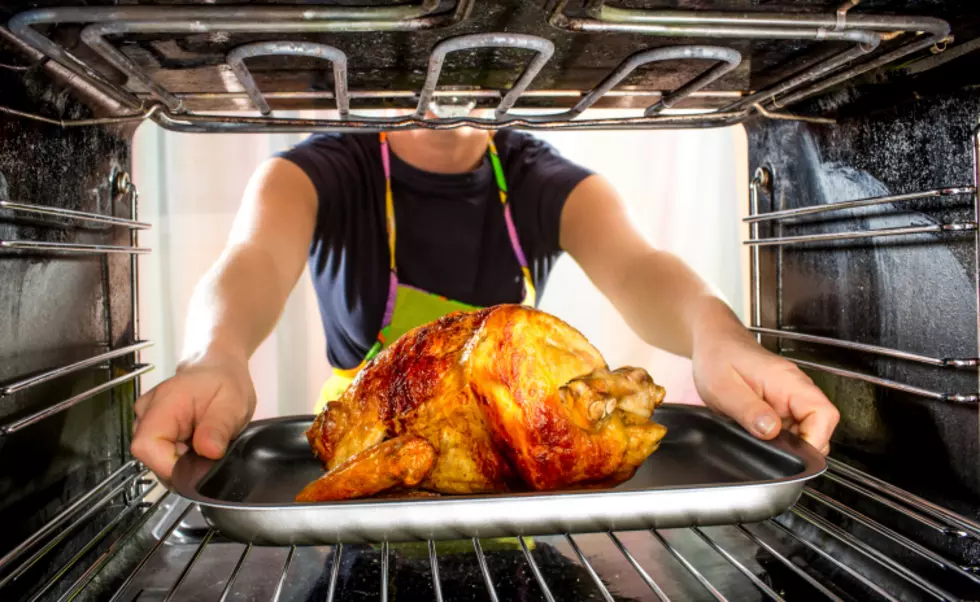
171;404;826;544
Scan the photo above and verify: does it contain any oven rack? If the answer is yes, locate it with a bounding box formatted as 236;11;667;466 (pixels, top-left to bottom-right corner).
0;168;152;600
746;133;980;407
5;2;951;132
0;175;150;435
0;177;151;255
1;455;974;602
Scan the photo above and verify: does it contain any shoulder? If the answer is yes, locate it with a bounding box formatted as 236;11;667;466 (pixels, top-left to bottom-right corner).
279;132;377;165
493;129;558;160
494;129;592;188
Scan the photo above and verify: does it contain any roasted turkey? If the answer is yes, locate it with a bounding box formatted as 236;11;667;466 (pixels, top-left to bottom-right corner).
296;305;667;502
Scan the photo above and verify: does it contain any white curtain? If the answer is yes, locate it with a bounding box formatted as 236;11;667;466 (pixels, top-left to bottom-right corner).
132;115;748;419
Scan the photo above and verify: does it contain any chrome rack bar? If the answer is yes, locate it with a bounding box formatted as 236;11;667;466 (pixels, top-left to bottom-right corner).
91;0;468;113
519;536;556;602
8;1;466;112
803;488;980;585
550;0;878;42
0;459;138;573
973;133;980;445
821;472;954;536
226;42;349;119
1;364;155;436
607;532;671;601
828;459;980;540
217;543;252;602
646;48;741;115
0;467;150;590
651;530;728;602
152;106;749;134
162;528;216;602
326;544;343;602
744;187;976;224
787;357;979;404
0;240;151;254
749;169;767;339
381;540;389;602
107;501;194;602
472;539;500;602
126;176;142;400
733;524;845;602
550;0;949;114
534;46;740;121
791;506;961;602
751;327;978;369
0;201;152;229
744;222;977;247
271;546;296;602
59;492;168;602
765;519;900;602
773;22;949;109
0;341;153;396
565;535;614;602
721;41;877;114
428;540;444;602
27;481;154;602
691;528;786;602
415;34;554;120
143;88;745;104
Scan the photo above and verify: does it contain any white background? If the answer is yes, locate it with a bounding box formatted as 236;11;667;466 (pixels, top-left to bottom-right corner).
132;112;749;418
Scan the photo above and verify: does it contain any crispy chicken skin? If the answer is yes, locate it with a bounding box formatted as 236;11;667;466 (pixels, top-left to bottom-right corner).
296;305;666;502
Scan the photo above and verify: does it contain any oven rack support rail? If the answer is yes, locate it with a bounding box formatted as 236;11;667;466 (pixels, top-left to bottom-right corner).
746;137;980;406
2;455;974;602
4;2;951;132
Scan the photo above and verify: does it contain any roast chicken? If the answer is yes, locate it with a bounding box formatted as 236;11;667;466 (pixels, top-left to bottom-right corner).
296;305;667;502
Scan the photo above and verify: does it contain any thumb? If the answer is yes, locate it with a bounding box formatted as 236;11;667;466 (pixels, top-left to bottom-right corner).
193;393;249;460
701;366;781;440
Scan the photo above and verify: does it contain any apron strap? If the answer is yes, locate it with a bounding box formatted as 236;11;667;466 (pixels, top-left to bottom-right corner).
379;132;397;273
487;135;537;307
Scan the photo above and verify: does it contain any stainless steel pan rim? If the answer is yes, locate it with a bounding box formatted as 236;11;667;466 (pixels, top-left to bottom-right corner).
171;404;827;544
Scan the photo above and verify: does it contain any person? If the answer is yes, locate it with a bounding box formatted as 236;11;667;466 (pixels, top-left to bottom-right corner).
131;118;839;480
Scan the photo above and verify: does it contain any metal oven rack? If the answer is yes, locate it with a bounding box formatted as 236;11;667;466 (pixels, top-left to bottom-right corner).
0;172;153;601
4;458;973;601
5;1;953;133
746;163;980;406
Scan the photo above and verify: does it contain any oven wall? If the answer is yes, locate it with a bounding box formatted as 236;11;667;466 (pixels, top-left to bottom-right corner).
0;43;138;600
746;88;980;512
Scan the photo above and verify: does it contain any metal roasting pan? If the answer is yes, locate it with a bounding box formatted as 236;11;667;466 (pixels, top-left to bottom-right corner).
171;404;826;544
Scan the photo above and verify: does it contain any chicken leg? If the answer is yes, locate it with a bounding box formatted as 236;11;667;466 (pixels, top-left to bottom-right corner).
295;436;436;502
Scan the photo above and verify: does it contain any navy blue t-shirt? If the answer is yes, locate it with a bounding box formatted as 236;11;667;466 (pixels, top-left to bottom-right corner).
278;131;592;369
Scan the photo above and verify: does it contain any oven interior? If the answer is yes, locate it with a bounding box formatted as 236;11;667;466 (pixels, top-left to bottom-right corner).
1;1;979;600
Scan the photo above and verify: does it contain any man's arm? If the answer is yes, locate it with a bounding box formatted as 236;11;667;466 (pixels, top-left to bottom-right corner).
560;174;839;453
132;158;318;478
182;158;318;363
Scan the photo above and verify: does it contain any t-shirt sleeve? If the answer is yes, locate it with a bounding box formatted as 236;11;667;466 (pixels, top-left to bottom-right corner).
276;134;365;245
500;131;593;254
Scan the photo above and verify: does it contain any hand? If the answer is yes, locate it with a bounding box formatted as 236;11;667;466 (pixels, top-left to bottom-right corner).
690;302;839;454
131;349;256;480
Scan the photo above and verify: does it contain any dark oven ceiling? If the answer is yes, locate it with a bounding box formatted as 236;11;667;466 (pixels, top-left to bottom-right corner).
2;1;980;132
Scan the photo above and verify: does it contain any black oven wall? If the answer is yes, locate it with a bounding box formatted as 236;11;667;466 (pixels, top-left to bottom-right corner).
746;88;980;515
0;38;138;601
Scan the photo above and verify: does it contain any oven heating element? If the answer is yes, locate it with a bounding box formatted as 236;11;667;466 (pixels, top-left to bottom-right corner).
3;1;954;132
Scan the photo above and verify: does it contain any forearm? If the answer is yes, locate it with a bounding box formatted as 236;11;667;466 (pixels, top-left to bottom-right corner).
614;249;750;358
181;244;292;365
